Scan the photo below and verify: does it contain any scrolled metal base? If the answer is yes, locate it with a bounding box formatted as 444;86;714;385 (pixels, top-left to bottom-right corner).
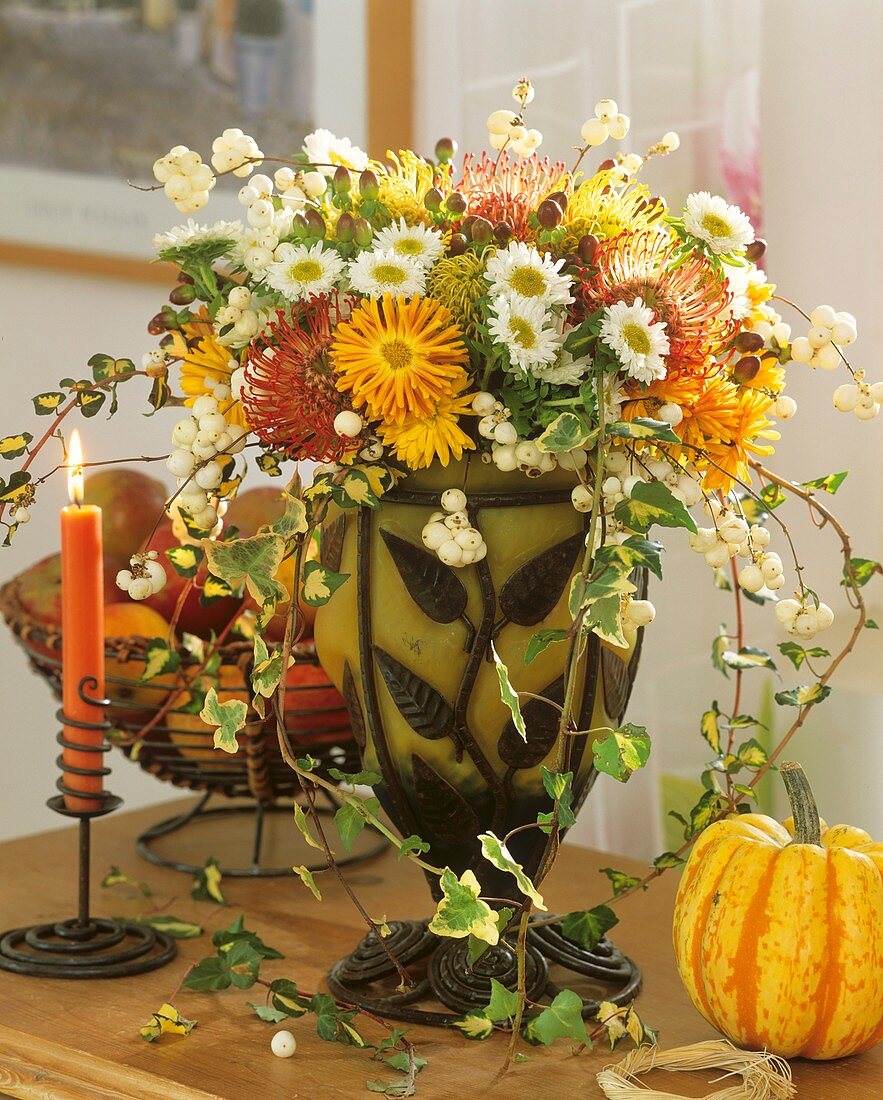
326;916;641;1026
0;917;177;979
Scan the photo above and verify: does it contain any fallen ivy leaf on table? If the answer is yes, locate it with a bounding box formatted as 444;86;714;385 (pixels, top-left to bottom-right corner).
101;865;152;897
191;857;226;905
139;1002;196;1043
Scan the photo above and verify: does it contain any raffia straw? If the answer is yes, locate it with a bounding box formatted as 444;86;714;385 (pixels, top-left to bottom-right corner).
596;1040;796;1100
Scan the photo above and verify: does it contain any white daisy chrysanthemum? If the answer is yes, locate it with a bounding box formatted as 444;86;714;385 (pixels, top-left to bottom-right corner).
532;323;593;386
683;192;754;255
265;241;346;300
488;295;563;371
725;263;769;321
484;240;573;308
153;219;243;252
371;218;445;269
347;248;426;299
600;297;670;384
303;128;369;177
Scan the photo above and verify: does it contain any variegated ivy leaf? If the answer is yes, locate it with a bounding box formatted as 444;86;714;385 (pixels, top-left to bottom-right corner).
32;391;67;415
292;864;322;900
268;978;311;1017
192;857;226;904
357;463;395;499
338;468;380;508
700;703;721;755
722;646;777;672
301;560;350;606
607;417;682;444
428;869;500;945
600;867;645;896
711;623;730;678
88;353;136;383
524;628;567;666
293;803;323;851
490;642;526;741
334;796;380;852
136;915;203;939
200;687;247;754
251;634;286;701
270;492;308;538
0;471;32;505
200;573;237;605
166;544;204;578
77;390;106;418
256;452;284;477
453;1014;494;1040
652;851;685;870
593;723;651;782
583;592;627;647
397;834;431;861
139;1002;196;1043
204;532;287;616
594;536;664;580
842;557;882;588
737;738;768;768
147;375;169;412
536;412;595;453
540;767;576;828
595;1001;659;1050
328;766;383;786
778;641;830;670
141;638;181;683
0;432;32;460
614;480;697;535
774;683;832;707
802;470;849;494
101;864;152;896
478;832;547;910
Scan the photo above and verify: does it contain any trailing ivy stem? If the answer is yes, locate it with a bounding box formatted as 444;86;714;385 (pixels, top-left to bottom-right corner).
726;555;745;806
780;761;822;845
502;907;532;1073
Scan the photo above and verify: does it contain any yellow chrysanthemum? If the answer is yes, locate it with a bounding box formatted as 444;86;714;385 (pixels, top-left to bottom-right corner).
368;150;451;227
379;380;476;469
561;170;665;251
425;252;487;341
169;317;247;428
735;352;786;396
702;388;779;492
331;294;469;425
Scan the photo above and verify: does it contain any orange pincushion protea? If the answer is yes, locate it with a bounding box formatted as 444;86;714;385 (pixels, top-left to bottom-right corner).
584;230;738;375
242;297;356;463
454;152;569;239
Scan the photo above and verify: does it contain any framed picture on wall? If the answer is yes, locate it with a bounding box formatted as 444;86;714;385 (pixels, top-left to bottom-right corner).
0;0;412;280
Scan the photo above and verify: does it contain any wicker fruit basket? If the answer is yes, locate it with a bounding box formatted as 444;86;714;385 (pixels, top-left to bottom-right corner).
0;570;360;805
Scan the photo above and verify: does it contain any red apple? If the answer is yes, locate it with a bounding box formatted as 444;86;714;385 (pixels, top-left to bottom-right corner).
17;552;124;630
84;469;169;562
144;523;244;638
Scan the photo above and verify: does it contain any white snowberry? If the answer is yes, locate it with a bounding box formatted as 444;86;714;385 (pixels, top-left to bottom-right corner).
127;577;153;601
471;391;496;416
492;443;518;472
421;522;449;551
438;540;464;566
571;484;593;513
195;461;223;490
333;410;363;438
493;421;518;446
441;488;468;513
626;599;656;627
166;448;196;478
271;1030;297;1058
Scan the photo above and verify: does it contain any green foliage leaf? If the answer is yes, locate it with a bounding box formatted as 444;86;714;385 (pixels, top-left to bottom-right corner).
199;687;247;754
310;992;367;1046
721;646;776;672
271;492;308;538
613;481;697;535
523;989;590;1046
428;869;500;945
183;955;231;991
607;417;681;444
292;864;322;900
141;638;181;682
711;623;730;678
88;353;136;384
736;738;768;768
191;857;226;905
842;557;882;588
77;389;107;418
328;767;383;786
775;683;832;707
595;536;664;580
268;977;310;1017
596;1000;659;1050
802;470;848;494
478;832;546;910
600;867;645;896
250;634;285;706
540;767;576;828
301;560;350;606
166;544;204;578
397;834;431;861
139;1002;196;1043
248;1003;290;1024
560;904;618;950
101;864;152;897
334;796;380;853
685;789;726;838
0;432;32;460
535;412;594;453
592;723;651;782
490;642;526;741
778;641;830;670
225;940;264;989
759;482;786;510
652;851;685;870
257;452;284;477
212;913;283;960
293;802;323;851
484;977;522;1024
32;391;67;415
524;628;568;666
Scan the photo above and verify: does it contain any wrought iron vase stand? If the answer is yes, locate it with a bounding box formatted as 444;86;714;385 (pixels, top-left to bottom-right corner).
0;677;177;978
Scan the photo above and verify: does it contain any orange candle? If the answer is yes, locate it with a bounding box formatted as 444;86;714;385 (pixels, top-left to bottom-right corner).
61;431;105;812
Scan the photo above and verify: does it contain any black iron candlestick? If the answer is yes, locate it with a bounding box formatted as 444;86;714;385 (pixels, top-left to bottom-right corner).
0;677;177;978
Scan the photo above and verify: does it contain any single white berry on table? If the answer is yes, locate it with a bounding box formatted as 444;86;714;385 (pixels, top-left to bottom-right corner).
271;1030;297;1059
441;488;467;513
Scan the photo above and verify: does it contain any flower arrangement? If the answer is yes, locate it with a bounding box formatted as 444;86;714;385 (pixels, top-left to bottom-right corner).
2;79;881;1087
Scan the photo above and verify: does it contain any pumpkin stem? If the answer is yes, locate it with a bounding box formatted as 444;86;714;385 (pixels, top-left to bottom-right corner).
781;760;822;846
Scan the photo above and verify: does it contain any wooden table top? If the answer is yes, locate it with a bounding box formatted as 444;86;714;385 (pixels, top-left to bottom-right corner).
0;798;879;1099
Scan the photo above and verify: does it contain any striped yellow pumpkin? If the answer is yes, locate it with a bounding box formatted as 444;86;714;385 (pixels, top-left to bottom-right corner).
673;761;883;1059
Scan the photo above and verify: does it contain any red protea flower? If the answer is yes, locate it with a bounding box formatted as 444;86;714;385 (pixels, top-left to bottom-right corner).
454;151;569;239
582;229;738;375
242;295;356;462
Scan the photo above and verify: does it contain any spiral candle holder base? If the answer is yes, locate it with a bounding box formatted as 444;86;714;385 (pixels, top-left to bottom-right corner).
0;680;177;979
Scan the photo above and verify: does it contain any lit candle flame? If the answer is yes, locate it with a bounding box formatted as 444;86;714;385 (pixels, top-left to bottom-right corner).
67;430;85;505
